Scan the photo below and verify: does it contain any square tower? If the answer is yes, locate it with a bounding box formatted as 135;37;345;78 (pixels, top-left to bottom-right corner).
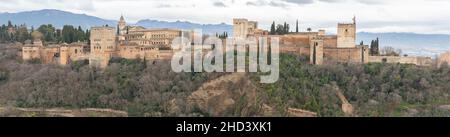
233;18;249;38
233;19;259;38
337;17;356;48
90;27;117;55
90;26;117;68
310;36;324;65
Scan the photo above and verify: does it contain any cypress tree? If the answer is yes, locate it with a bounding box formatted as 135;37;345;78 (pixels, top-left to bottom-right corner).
270;21;276;35
117;25;120;35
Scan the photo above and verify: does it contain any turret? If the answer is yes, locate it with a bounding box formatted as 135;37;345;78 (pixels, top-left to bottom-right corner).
118;15;127;35
60;46;69;65
337;17;356;48
310;36;324;65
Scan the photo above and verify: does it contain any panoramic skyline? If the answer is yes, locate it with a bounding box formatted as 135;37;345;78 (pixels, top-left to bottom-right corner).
0;0;449;34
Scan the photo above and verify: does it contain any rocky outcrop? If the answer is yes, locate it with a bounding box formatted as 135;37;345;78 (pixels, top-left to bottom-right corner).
187;73;262;116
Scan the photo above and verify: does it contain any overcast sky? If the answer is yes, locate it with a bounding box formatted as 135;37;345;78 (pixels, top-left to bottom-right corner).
1;0;450;34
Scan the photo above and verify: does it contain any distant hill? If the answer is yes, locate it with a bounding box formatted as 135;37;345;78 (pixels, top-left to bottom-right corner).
0;9;232;35
0;9;116;30
357;32;450;57
135;19;232;35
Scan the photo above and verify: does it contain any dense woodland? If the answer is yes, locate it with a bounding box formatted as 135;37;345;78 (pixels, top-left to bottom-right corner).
0;21;90;44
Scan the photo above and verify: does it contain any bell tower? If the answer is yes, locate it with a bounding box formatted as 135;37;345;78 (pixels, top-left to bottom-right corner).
118;15;126;35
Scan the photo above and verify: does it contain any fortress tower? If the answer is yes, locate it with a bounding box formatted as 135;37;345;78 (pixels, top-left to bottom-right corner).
118;15;127;35
233;19;258;38
90;26;117;68
60;46;69;65
310;36;324;65
337;17;356;48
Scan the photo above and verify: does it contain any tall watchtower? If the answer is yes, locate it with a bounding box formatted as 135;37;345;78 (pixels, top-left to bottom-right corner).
90;26;116;68
118;15;127;35
310;36;324;65
337;16;356;48
233;18;249;38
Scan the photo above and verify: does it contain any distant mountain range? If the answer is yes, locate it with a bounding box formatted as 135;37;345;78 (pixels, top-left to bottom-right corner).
0;9;116;30
1;9;449;57
135;19;232;35
0;9;231;35
357;32;450;57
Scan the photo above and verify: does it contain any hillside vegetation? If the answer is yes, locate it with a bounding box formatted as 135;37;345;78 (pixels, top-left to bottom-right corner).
251;54;450;116
0;45;449;117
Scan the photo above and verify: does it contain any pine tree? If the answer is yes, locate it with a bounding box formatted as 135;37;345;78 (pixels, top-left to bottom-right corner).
296;19;299;33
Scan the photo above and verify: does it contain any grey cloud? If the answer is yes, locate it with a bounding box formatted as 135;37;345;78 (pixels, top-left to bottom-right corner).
281;0;386;5
355;0;385;5
213;2;227;7
245;0;332;7
156;4;172;8
246;0;267;6
246;0;293;7
1;0;96;11
269;1;288;7
280;0;314;5
317;0;346;3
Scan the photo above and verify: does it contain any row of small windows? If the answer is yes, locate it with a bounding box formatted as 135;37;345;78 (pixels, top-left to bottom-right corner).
149;34;176;38
139;41;166;45
23;50;37;53
93;39;114;42
94;46;114;49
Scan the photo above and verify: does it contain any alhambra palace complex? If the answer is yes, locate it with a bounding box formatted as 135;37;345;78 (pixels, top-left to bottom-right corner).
22;16;450;68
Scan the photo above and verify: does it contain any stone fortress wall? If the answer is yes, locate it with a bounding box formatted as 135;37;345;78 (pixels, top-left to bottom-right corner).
22;15;446;68
22;16;184;68
234;17;433;66
438;52;450;67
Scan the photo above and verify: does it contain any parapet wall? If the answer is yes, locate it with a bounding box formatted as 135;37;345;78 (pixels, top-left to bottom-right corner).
369;56;432;66
438;52;450;67
323;47;368;63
